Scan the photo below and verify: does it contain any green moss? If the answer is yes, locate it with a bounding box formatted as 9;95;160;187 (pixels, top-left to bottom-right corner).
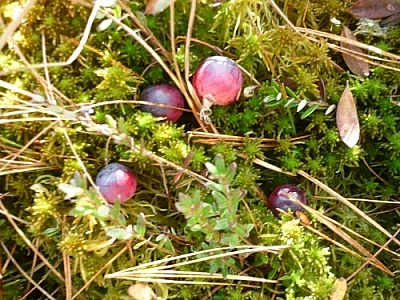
1;0;400;298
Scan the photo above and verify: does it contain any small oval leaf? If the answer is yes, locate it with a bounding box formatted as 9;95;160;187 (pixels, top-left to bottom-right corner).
350;0;400;19
297;99;308;112
336;84;360;148
340;26;370;77
325;104;336;115
145;0;173;15
330;277;347;300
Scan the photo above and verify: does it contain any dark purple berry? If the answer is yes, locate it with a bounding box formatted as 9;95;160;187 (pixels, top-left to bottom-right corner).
95;163;137;204
268;184;307;216
192;56;243;106
140;83;185;123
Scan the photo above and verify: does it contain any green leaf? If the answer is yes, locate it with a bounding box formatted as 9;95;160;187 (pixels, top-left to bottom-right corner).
205;182;224;192
285;86;298;98
227;188;246;210
284;98;298;108
263;94;277;103
234;223;254;237
57;183;84;199
106;226;133;240
205;162;218;175
254;253;269;266
268;268;277;279
69;206;94;216
264;99;284;107
214;218;229;230
43;227;58;237
225;162;237;183
176;191;202;218
300;104;318;119
270;79;280;90
228;233;240;247
134;212;146;237
105;114;117;129
97;205;110;218
212;190;228;205
201;202;215;217
214;154;226;174
191;224;203;232
110;200;121;218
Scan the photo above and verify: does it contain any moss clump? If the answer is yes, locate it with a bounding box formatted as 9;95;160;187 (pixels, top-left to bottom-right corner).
1;0;400;299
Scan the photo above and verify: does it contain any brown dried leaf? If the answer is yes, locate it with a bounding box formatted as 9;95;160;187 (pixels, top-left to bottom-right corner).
381;12;400;26
128;283;156;300
330;278;347;300
145;0;173;15
350;0;400;19
336;84;360;148
340;26;370;77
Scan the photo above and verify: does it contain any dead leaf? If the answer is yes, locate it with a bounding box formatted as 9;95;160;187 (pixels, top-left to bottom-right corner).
380;12;400;26
350;0;400;19
295;211;310;226
145;0;173;15
128;283;156;300
317;78;326;102
340;26;370;77
330;278;347;300
336;83;360;148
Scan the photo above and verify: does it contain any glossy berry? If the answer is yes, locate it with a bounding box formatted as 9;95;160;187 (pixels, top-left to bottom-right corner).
193;56;243;106
268;184;307;216
192;56;243;122
140;83;185;123
95;163;137;203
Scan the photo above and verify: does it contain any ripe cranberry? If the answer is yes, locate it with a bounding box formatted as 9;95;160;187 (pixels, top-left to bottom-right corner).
193;56;243;106
140;83;185;123
192;56;243;122
95;163;137;203
268;184;307;216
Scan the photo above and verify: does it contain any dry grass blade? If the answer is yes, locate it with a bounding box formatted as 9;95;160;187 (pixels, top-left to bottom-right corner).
298;170;400;247
346;226;400;282
0;200;65;283
111;269;277;284
0;164;56;176
252;156;395;273
0;120;60;174
297;27;400;70
188;131;310;147
0;80;39;98
62;217;72;300
1;242;57;300
105;245;287;281
125;278;258;287
291;213;370;263
315;206;400;258
290;197;392;275
71;244;129;300
248;157;295;176
98;5;211;133
183;0;218;133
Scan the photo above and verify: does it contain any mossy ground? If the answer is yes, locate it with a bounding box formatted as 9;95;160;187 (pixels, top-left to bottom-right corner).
1;0;400;299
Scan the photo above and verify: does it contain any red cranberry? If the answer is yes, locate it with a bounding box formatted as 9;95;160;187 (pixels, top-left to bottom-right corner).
95;163;137;203
140;83;185;123
268;184;307;215
192;56;243;122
